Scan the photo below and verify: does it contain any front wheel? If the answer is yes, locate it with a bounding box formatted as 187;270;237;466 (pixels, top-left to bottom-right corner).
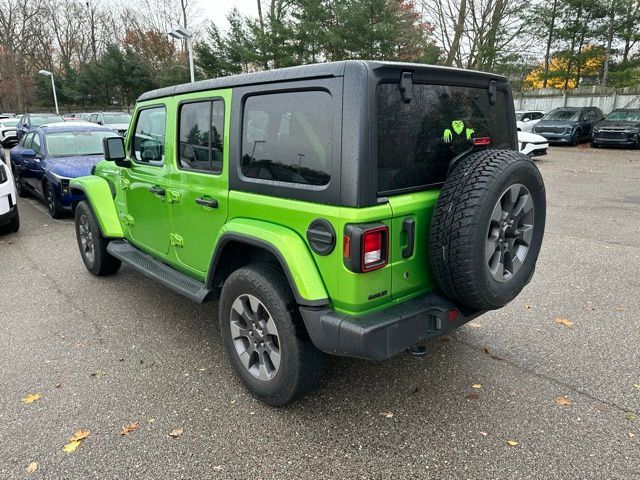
570;130;581;146
74;200;121;276
45;182;65;219
219;264;327;406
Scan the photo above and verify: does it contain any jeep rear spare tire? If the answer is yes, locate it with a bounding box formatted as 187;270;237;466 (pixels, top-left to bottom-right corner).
429;149;546;310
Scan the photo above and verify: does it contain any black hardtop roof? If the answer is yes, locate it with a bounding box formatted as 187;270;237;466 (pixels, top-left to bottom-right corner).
137;60;507;102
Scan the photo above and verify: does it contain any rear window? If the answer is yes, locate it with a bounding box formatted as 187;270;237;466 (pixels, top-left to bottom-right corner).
376;83;512;194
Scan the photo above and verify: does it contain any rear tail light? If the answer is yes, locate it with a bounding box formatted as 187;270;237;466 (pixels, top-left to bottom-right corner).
473;137;491;146
343;223;389;273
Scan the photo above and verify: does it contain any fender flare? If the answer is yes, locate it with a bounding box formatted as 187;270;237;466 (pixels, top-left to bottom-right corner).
208;219;330;308
69;176;123;238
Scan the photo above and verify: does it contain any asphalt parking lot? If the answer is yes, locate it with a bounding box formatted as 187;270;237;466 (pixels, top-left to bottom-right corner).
1;145;639;479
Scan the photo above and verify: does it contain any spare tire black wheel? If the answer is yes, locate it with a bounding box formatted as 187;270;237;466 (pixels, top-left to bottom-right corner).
429;149;546;310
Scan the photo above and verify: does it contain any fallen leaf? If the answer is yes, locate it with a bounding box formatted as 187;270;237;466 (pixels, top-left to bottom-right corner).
439;336;451;343
472;384;482;389
213;466;223;471
625;412;637;421
506;440;519;446
468;323;482;328
524;304;532;309
121;421;140;436
482;347;490;354
26;462;38;474
508;390;517;396
54;383;61;389
148;418;155;424
633;384;640;389
22;393;41;404
491;354;504;361
69;430;91;442
596;404;608;412
90;371;107;378
479;431;488;436
62;440;81;453
629;432;636;438
555;396;572;406
168;428;184;438
409;386;420;394
466;392;479;400
615;306;625;312
379;411;394;419
554;316;575;328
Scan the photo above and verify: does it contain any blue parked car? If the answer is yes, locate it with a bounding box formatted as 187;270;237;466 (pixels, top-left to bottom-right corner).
15;113;65;141
10;123;116;218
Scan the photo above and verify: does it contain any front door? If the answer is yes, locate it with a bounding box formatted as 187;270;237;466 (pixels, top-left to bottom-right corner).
169;96;229;275
122;106;172;256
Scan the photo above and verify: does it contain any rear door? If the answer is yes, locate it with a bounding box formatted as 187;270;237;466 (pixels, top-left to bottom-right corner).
376;80;515;300
168;92;230;275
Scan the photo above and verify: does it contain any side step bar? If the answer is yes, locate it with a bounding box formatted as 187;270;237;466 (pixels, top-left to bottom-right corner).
107;240;217;303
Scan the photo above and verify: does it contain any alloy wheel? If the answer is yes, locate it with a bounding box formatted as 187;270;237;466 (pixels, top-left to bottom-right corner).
485;183;535;282
78;213;95;265
229;294;281;381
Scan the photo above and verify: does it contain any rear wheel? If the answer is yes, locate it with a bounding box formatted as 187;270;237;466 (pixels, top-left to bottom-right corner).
429;149;546;310
74;200;121;276
219;264;326;405
0;210;19;234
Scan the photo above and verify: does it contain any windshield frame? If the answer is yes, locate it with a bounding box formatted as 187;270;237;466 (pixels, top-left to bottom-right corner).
44;130;114;157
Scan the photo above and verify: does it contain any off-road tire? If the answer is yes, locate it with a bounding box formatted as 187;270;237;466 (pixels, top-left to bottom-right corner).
74;200;121;276
219;264;327;406
429;149;546;310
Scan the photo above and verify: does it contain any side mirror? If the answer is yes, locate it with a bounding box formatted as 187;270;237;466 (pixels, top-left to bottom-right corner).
22;148;36;158
103;136;130;167
97;120;103;125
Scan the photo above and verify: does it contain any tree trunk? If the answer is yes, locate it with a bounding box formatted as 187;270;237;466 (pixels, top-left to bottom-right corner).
445;0;466;66
542;0;558;88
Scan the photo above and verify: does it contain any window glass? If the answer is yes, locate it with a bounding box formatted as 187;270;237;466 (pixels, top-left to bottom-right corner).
32;134;41;154
45;131;114;157
30;115;64;127
241;91;332;186
376;83;511;194
178;100;224;174
23;132;34;149
132;107;166;166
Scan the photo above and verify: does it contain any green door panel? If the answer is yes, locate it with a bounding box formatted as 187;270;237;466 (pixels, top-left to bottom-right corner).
69;176;124;238
387;190;440;300
215;218;329;303
122;164;172;255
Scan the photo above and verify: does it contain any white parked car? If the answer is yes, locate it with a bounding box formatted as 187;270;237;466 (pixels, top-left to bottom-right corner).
0;160;19;234
0;117;19;149
518;131;548;158
516;110;545;132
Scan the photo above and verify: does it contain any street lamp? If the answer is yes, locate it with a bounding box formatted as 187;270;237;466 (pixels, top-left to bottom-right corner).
168;26;195;83
38;69;59;114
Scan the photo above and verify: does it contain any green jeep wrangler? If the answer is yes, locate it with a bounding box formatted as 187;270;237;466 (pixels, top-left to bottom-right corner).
70;61;545;405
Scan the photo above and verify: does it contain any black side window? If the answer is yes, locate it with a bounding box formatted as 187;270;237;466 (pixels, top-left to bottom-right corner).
32;134;41;154
241;91;332;186
132;107;166;166
178;99;224;174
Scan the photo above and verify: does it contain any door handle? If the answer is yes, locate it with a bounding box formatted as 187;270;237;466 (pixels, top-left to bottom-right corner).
402;217;415;258
148;186;165;196
195;197;218;209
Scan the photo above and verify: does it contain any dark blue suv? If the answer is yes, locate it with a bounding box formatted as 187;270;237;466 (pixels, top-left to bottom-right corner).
533;107;604;146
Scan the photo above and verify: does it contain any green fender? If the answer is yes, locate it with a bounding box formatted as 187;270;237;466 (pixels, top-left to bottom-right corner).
69;176;124;238
210;218;329;307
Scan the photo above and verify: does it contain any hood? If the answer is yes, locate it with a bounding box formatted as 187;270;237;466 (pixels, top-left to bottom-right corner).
518;131;547;143
104;123;129;131
46;155;103;178
595;121;640;130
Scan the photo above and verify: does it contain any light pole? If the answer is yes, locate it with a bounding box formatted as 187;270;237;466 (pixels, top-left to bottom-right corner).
39;69;59;114
168;26;194;83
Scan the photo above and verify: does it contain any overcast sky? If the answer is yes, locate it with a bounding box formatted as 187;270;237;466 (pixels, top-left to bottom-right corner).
202;0;257;29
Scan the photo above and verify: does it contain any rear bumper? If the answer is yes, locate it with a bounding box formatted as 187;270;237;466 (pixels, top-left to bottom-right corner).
0;203;18;226
299;292;483;361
